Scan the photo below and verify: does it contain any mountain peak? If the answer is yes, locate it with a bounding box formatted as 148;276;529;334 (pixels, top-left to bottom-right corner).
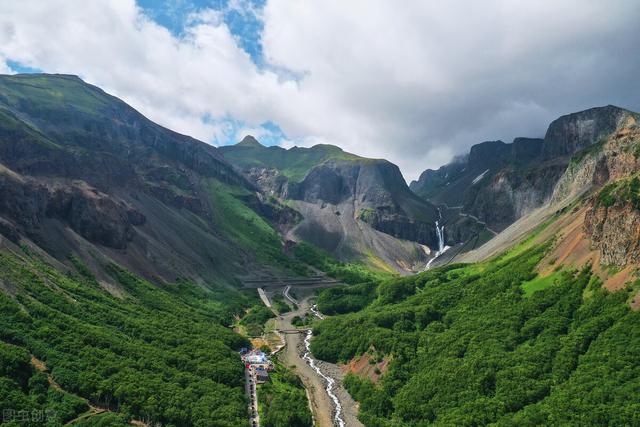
237;135;264;148
541;105;636;159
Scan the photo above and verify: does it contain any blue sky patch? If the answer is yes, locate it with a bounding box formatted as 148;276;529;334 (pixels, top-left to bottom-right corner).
6;60;42;74
138;0;265;65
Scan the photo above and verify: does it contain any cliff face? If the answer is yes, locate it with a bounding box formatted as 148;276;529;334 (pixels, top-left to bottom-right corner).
0;74;296;284
585;202;640;266
541;105;633;159
0;170;143;249
222;139;488;271
411;106;636;232
571;115;640;266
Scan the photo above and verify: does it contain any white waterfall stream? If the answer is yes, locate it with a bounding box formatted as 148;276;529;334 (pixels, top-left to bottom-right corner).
424;208;450;270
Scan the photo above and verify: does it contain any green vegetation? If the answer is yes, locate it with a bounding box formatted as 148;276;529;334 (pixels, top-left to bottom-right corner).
240;304;276;336
312;244;640;425
0;250;254;426
207;179;308;276
0;74;111;118
521;270;562;296
220;142;364;182
317;281;378;315
0;107;61;150
272;294;292;314
358;207;377;223
598;174;640;208
291;314;314;328
0;341;90;426
292;242;395;285
568;137;607;169
209;179;284;261
257;361;312;427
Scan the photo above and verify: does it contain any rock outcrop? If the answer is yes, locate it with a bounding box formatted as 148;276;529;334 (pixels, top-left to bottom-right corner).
567;114;640;266
411;105;637;232
585;201;640;266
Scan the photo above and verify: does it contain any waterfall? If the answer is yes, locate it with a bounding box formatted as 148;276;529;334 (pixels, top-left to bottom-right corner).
436;221;445;253
425;208;450;270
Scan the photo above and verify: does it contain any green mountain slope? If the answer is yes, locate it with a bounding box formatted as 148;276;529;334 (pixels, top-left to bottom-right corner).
221;136;362;182
311;237;640;425
0;249;253;426
0;74;329;427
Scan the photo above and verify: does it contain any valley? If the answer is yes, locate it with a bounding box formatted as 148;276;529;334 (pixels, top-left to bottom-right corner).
2;72;640;426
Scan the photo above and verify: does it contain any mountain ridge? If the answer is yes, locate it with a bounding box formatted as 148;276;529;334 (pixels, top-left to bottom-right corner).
411;105;637;232
221;138;484;272
0;73;299;288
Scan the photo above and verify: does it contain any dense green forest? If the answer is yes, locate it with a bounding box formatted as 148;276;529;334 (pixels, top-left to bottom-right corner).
240;304;276;336
312;243;640;426
0;249;255;426
257;361;312;427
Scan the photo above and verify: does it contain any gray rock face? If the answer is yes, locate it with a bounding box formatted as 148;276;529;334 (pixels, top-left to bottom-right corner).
555;112;640;267
542;105;633;159
0;74;298;283
585;202;640;266
411;105;636;232
221;132;493;270
0;170;143;249
242;155;442;249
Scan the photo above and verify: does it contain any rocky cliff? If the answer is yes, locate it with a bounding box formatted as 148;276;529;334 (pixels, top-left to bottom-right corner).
222;139;484;271
569;114;640;266
411;105;636;232
0;74;297;285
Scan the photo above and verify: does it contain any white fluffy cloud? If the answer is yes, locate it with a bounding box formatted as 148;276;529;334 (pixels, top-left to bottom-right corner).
1;1;639;180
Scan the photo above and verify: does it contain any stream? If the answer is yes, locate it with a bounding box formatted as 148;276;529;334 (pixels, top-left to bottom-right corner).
302;304;345;427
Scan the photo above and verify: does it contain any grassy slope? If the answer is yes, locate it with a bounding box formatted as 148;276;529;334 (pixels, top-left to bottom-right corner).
208;179;282;260
312;239;640;425
0;249;255;426
0;74;111;117
597;173;640;208
207;178;309;275
220;143;365;182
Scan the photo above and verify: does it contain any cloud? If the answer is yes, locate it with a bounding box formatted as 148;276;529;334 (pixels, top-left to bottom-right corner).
1;1;639;181
261;0;640;179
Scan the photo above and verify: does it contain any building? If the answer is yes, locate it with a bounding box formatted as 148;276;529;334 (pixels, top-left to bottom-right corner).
255;367;269;383
245;350;268;364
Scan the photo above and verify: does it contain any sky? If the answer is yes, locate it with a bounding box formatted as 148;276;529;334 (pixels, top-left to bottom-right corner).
1;1;639;181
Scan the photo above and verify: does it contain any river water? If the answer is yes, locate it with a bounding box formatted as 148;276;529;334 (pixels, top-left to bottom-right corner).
302;304;345;427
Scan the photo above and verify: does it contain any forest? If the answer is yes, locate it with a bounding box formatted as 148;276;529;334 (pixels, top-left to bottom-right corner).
312;242;640;426
0;249;255;426
257;361;312;427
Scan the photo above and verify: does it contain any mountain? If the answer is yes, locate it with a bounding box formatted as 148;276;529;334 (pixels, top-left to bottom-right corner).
0;74;301;286
310;105;640;426
411;105;635;232
221;138;484;272
0;74;311;426
3;72;640;426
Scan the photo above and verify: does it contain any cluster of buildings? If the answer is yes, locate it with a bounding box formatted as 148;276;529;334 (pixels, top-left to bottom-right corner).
240;348;273;383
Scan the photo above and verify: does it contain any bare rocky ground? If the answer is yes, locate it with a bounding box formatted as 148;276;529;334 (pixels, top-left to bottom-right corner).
273;290;363;427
